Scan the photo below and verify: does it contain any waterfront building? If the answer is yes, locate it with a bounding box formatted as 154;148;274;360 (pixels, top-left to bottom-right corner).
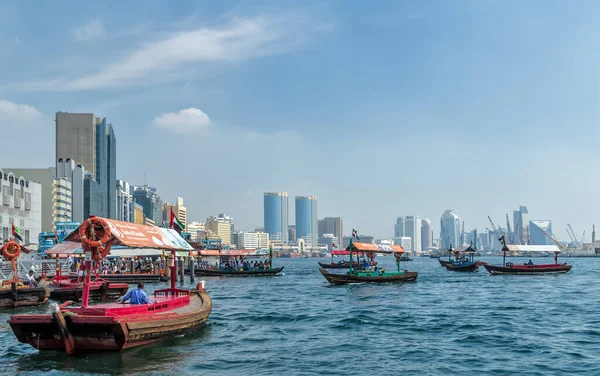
264;192;288;244
56;112;116;219
440;210;460;250
399;236;412;252
318;217;343;251
206;216;231;246
234;231;270;250
318;233;338;250
116;180;134;222
187;221;205;242
6;167;72;232
394;217;406;238
288;225;297;243
217;213;235;244
404;216;422;253
529;220;554;246
55;221;79;242
295;196;318;247
513;206;529;245
133;185;163;225
342;235;375;248
55;158;85;223
163;197;186;229
133;202;144;224
0;170;42;244
421;218;433;250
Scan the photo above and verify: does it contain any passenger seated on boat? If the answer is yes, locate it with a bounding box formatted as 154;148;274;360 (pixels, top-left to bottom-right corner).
363;260;370;269
527;259;534;265
25;271;38;287
265;260;271;269
119;282;150;304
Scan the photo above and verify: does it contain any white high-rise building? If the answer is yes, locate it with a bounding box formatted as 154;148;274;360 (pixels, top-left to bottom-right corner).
0;170;42;244
513;206;529;245
394;217;405;238
399;237;412;252
55;158;85;223
116;180;134;222
187;221;205;242
440;210;460;250
404;216;422;252
234;231;270;249
421;218;433;250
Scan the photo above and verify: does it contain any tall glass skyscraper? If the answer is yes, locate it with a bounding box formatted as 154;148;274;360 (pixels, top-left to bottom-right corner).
295;196;318;247
264;192;288;244
440;210;460;250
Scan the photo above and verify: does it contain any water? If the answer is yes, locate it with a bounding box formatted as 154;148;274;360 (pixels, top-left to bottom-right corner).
1;257;599;376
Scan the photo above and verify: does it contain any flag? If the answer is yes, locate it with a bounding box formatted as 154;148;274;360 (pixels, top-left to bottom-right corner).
170;209;185;234
498;235;505;245
332;242;335;249
352;229;360;241
12;224;23;242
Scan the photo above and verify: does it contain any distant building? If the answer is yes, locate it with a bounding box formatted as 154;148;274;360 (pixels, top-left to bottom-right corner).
399;237;412;252
55;112;116;219
264;192;288;243
343;235;375;248
421;218;433;250
163;197;186;229
217;213;235;244
133;185;163;225
404;216;422;252
6;167;72;232
133;202;144;224
319;233;338;250
295;196;318;247
529;220;554;246
206;216;231;246
288;225;297;243
394;217;406;238
187;221;205;242
116;179;134;222
234;231;270;249
440;210;460;250
318;217;343;250
513;206;529;245
144;217;155;226
0;170;42;244
55;158;85;223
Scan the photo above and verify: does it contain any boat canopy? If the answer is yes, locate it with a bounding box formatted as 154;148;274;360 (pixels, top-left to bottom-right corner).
349;242;405;254
504;245;561;253
331;250;351;256
64;218;193;251
199;249;270;257
44;242;166;257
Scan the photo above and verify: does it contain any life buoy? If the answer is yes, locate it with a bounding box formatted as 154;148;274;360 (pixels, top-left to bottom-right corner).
2;241;21;260
91;244;111;262
79;217;112;248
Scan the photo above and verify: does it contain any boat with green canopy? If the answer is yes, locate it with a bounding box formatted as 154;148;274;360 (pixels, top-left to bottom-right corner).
319;240;418;285
195;246;283;276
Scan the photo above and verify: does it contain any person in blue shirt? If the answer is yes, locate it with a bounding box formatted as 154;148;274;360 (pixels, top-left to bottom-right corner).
119;282;150;304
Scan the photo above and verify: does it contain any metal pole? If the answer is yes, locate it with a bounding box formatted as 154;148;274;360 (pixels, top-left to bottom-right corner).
169;251;176;291
189;256;195;283
81;248;92;308
179;257;184;285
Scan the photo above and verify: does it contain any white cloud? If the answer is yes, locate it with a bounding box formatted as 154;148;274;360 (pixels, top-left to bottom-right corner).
0;99;41;120
71;19;106;41
153;108;211;133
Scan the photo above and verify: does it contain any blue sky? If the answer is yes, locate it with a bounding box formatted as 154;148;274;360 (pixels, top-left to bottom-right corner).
1;1;598;241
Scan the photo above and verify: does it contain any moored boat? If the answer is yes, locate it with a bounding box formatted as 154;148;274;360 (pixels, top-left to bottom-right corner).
443;244;480;273
195;247;283;277
8;216;211;354
0;241;49;309
319;239;418;285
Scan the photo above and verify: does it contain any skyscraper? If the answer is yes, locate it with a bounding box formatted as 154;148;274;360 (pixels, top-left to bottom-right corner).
318;217;343;249
440;210;460;250
264;192;288;244
55;158;85;223
295;196;318;247
421;218;432;250
529;220;554;246
116;180;134;222
394;217;406;238
217;213;235;244
55;112;116;219
133;185;163;225
513;205;529;245
404;216;422;252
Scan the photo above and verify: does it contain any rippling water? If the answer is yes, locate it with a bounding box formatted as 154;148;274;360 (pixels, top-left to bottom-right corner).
1;257;599;375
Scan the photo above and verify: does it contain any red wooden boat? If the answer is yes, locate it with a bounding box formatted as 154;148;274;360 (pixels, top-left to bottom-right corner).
0;241;49;309
483;243;572;275
8;217;212;354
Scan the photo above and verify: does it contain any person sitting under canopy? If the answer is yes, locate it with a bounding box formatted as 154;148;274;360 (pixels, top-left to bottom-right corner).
119;282;150;304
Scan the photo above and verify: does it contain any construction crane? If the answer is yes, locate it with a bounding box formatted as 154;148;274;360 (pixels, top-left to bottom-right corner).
567;223;580;248
581;230;585;246
565;226;577;247
488;216;504;238
505;214;513;244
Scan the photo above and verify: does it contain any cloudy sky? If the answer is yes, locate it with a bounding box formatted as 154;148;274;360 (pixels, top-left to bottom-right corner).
0;1;598;241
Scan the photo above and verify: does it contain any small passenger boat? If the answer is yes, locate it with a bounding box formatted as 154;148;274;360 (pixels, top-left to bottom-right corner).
8;216;211;354
482;242;572;275
0;241;49;309
319;240;418;285
443;245;480;272
195;247;284;277
317;250;373;269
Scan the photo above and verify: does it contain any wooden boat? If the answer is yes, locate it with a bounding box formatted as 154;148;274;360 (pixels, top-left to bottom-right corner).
437;258;451;267
317;261;364;269
8;216;211;355
47;277;128;302
483;237;572;275
0;241;49;309
194;248;284;277
319;239;418;285
317;249;376;269
443;245;480;273
399;255;412;262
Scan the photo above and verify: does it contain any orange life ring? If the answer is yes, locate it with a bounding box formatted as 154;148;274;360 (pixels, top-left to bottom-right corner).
2;241;21;260
79;217;112;248
91;244;111;262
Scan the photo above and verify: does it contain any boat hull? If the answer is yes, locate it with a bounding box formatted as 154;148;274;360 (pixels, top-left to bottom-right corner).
0;283;49;309
483;263;572;275
444;262;480;272
195;266;284;276
319;268;418;285
8;289;212;353
438;258;451;267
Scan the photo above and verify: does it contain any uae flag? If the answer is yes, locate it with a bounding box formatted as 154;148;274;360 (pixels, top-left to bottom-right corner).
12;223;23;242
170;209;185;234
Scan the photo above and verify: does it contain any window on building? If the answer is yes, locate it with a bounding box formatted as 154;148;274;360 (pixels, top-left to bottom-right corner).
20;219;24;227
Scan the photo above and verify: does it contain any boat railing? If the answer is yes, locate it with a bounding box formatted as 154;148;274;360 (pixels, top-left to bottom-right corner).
0;257;70;280
154;288;190;298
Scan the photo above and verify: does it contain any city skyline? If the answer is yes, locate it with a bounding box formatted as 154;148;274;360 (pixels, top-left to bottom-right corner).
0;1;598;239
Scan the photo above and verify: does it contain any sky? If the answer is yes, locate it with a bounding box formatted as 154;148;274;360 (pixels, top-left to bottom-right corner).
0;1;599;242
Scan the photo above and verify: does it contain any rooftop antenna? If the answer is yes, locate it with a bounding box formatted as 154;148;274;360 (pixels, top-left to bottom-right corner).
144;171;147;186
